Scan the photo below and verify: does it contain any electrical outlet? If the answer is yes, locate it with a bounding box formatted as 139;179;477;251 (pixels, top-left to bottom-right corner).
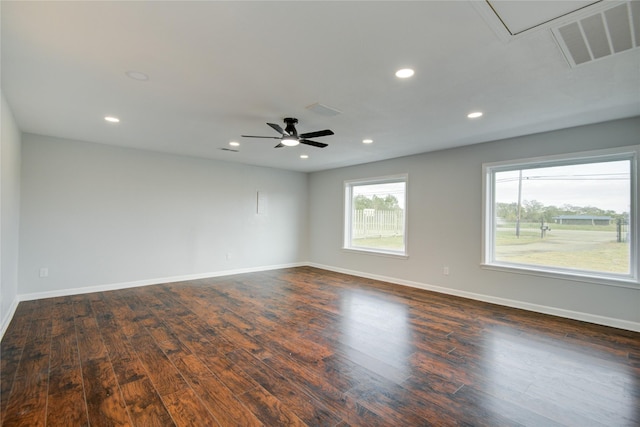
443;266;450;276
226;253;232;261
39;267;49;278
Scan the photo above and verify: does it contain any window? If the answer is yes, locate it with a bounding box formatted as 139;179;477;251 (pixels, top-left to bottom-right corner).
483;146;638;284
344;175;408;256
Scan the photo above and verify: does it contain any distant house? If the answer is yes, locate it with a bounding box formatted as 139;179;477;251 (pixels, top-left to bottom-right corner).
552;215;612;226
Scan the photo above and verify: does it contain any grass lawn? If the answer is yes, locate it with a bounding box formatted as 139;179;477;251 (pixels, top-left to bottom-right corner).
351;223;630;274
495;226;629;273
352;235;404;251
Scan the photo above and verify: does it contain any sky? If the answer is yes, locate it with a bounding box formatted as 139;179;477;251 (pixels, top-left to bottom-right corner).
494;160;631;214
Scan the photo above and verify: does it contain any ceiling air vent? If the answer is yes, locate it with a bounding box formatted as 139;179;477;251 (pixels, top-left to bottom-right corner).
306;102;342;117
552;1;639;67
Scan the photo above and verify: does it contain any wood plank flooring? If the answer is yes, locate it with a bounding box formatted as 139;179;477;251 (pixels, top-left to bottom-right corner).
1;266;639;426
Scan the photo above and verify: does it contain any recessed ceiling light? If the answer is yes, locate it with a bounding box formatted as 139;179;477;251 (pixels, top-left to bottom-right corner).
395;68;415;78
126;70;149;81
362;139;373;144
104;116;120;123
229;141;240;147
467;111;483;119
300;154;309;159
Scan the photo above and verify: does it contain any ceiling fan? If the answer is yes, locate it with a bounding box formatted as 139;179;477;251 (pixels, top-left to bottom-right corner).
241;117;334;148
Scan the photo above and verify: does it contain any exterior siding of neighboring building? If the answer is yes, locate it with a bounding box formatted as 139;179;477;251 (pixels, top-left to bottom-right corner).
553;215;612;225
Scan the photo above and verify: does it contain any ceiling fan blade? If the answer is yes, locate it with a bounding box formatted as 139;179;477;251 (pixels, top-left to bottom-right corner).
241;135;281;139
299;129;334;139
300;139;328;148
267;123;286;135
274;143;285;148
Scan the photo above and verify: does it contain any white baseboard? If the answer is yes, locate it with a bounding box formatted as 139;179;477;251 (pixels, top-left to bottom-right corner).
308;262;640;332
5;261;638;335
1;297;20;341
1;263;303;340
17;262;306;302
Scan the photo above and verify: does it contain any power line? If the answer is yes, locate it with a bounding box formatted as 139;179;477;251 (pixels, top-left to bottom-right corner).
496;174;629;183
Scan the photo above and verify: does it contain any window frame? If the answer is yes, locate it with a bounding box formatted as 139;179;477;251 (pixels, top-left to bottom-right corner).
482;146;639;287
343;174;409;258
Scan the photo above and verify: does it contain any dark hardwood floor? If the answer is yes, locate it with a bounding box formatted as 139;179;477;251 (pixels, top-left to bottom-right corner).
1;266;638;426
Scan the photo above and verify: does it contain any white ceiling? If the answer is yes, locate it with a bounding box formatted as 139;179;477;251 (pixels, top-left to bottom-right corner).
2;1;639;173
487;0;601;34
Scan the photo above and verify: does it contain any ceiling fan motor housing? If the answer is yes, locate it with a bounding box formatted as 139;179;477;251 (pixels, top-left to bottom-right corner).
283;117;298;136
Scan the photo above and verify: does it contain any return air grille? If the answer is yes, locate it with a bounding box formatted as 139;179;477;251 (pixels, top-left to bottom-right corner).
552;1;639;67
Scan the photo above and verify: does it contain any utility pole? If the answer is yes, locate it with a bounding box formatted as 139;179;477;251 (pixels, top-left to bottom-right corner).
516;169;522;238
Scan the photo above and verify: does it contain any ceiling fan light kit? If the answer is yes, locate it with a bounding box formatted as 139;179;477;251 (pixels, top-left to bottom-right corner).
281;137;299;147
241;117;334;149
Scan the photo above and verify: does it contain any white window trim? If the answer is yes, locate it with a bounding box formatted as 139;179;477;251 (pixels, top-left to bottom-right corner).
482;145;639;287
343;174;409;257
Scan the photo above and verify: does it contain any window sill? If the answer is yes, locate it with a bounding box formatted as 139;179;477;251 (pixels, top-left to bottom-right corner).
480;262;639;289
342;247;409;260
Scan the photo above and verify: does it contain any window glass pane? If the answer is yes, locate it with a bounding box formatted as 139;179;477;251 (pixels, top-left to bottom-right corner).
493;160;631;275
346;179;406;254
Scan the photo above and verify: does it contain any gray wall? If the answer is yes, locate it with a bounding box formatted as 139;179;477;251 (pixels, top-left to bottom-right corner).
19;134;309;296
9;116;640;331
309;117;640;328
1;92;22;333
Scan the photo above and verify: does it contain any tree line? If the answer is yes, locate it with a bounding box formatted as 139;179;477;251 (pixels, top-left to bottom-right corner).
355;196;626;222
497;200;627;223
354;194;400;210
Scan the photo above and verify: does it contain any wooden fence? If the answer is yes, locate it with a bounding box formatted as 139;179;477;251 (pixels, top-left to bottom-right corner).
352;209;404;238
